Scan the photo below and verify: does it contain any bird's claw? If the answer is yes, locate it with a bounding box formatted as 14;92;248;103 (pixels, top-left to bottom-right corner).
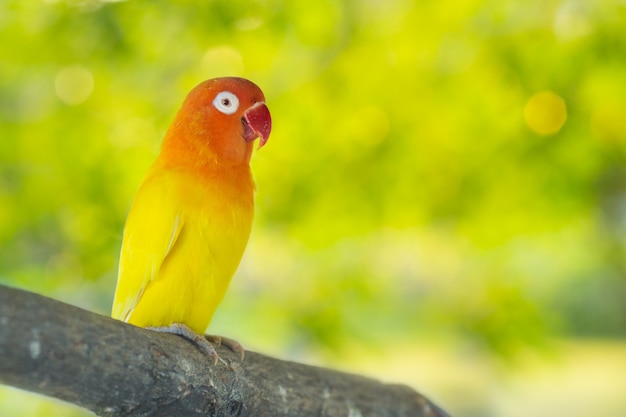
204;334;245;361
146;323;226;365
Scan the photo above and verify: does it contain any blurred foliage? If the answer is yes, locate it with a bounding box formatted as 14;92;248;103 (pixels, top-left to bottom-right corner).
1;0;626;374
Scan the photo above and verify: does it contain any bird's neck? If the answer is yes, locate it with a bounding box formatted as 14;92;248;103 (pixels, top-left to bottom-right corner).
159;120;254;170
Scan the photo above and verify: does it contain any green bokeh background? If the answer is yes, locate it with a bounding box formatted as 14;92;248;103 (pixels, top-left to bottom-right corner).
1;1;626;416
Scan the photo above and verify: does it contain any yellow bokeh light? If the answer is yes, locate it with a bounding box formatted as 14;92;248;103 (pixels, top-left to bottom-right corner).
201;46;244;78
553;2;591;42
524;91;567;135
54;65;94;105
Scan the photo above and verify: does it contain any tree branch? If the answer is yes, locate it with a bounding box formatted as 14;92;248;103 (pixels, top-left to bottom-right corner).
0;284;450;417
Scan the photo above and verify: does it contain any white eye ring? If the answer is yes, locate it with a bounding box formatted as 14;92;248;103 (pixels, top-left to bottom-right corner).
212;91;239;114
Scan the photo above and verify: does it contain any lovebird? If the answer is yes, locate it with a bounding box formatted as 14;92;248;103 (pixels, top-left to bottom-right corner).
111;77;271;359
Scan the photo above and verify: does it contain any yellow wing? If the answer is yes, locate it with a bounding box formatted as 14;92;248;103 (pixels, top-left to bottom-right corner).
111;172;185;323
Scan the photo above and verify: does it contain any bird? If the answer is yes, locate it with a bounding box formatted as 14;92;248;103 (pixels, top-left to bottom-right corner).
111;77;271;361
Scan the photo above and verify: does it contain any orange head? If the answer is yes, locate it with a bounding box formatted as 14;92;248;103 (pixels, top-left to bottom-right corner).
161;77;271;166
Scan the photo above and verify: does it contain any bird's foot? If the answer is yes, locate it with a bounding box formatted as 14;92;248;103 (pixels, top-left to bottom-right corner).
204;334;245;361
146;323;222;365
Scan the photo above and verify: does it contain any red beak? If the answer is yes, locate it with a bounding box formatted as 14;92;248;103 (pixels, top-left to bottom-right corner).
242;102;272;148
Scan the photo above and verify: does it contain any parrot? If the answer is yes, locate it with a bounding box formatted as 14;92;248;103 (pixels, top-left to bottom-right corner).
111;77;271;360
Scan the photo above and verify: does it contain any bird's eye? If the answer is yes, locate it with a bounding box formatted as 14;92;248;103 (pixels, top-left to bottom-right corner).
212;91;239;115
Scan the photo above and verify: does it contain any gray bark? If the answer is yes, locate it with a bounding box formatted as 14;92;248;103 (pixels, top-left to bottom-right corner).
0;284;450;417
